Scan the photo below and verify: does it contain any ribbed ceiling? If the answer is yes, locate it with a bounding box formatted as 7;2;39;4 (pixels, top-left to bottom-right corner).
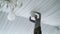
13;0;60;26
0;0;60;34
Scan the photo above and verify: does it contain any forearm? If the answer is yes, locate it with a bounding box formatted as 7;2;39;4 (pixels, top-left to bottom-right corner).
29;17;35;23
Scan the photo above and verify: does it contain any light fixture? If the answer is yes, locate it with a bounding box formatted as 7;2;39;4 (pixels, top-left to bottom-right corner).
0;0;22;21
7;12;16;21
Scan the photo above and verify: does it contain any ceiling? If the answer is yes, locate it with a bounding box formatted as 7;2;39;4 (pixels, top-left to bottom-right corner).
0;0;60;34
0;0;60;26
15;0;60;26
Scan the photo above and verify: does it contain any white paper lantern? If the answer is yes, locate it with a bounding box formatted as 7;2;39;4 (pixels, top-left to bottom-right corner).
7;12;16;21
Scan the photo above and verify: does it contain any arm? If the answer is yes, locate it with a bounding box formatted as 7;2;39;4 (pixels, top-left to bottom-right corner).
34;12;41;20
29;17;35;23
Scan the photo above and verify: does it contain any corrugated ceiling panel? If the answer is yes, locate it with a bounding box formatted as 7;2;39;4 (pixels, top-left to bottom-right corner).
13;0;60;26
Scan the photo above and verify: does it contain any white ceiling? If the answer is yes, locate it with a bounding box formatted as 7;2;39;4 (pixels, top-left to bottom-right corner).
14;0;60;26
0;0;60;34
0;0;60;26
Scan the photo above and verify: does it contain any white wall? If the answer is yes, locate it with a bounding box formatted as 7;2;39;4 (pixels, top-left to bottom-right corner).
0;12;35;34
41;23;60;34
